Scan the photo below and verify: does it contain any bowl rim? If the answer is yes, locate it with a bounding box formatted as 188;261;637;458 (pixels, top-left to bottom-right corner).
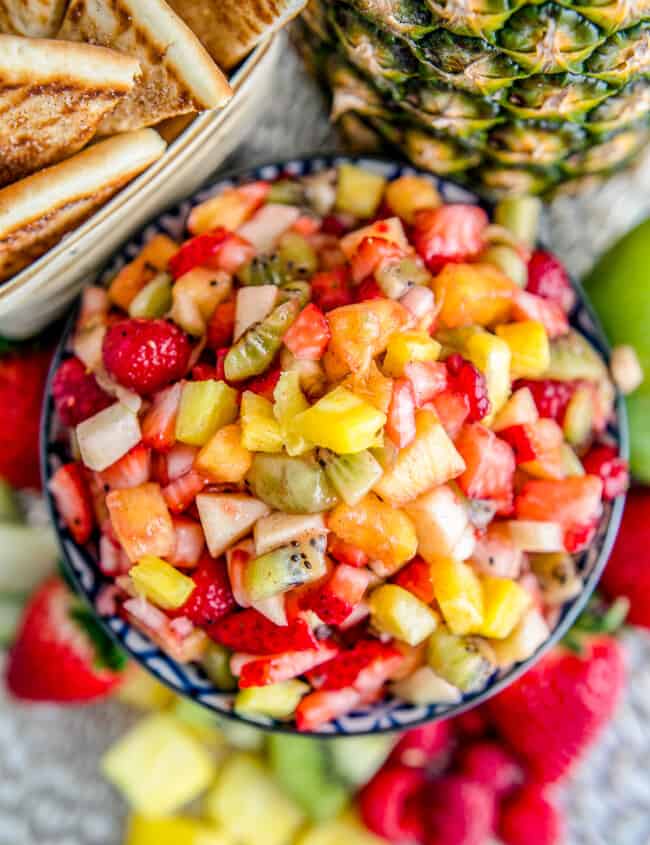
41;152;629;737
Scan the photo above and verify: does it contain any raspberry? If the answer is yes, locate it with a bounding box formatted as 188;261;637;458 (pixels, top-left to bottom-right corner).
527;250;575;313
458;741;523;799
499;785;565;845
389;722;454;770
423;775;495;845
515;378;576;423
446;354;491;422
359;765;427;843
52;357;113;426
103;318;191;395
582;445;629;501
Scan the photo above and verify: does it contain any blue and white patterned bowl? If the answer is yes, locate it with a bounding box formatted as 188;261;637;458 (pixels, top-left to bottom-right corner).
41;155;628;736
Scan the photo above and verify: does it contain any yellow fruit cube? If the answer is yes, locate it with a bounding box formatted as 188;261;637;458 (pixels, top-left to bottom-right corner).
496;320;550;379
328;493;417;577
195;423;252;483
171;268;232;334
385;175;441;224
188;184;265;234
204;752;303;845
383;331;441;377
326;299;411;374
117;666;175;711
176;380;239;447
298;811;387;845
369;584;438;646
109;234;178;310
433;263;515;330
273;371;312;456
463;329;512;419
336;163;386;218
430;557;484;636
240;391;283;452
491;387;539;432
102;713;216;816
293;387;386;454
235;680;309;719
477;576;531;639
130;556;196;610
107;483;174;563
373;410;465;506
125;815;233;845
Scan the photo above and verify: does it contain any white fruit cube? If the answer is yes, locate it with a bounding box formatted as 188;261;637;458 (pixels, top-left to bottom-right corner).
405;485;472;563
234;285;278;340
197;494;270;558
76;402;141;471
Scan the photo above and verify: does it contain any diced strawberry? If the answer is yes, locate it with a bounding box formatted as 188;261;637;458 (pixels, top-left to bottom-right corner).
283;303;331;361
206;300;236;350
359;765;428;844
291;215;321;237
355;277;384;302
515;378;577;424
215;233;255;274
99;443;150;490
48;462;95;544
168;228;230;279
310;267;353;312
161;470;206;514
301;564;371;626
431;390;470;440
166;443;199;481
350;237;405;285
238;641;340;688
512;289;569;339
386;379;417;449
150;452;169;486
141;382;182;451
405;361;448;407
174;554;235;626
582;445;629;501
210;608;318;654
392;556;435;604
191;363;217;381
456;423;516;510
413;205;488;271
328;535;369;568
308;639;403;694
168;516;205;568
446;353;491;423
500;419;565;480
98;533;130;577
245;366;282;402
52;357;113;427
295;687;365;732
527;249;575;313
215;348;228;381
322;214;354;236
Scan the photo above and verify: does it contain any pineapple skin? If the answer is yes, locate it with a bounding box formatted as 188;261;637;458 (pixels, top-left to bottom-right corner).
297;0;650;195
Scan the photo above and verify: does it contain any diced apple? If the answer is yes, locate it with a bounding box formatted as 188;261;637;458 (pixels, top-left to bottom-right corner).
235;285;279;340
197;494;270;558
392;665;461;705
501;520;564;553
237;204;301;253
76;402;141;472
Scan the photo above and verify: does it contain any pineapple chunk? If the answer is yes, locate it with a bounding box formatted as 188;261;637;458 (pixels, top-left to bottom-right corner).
464;329;512;419
430;557;484;635
107;483;174;563
433;263;515;330
235;680;309;719
405;485;473;563
102;713;216;816
476;576;530;640
176;381;238;447
382;331;441;377
125;815;233;845
369;584;438;646
293;387;386;455
336;164;387;218
240;391;283;453
273;371;312;456
117;666;174;711
326;299;411;374
76;402;141;472
197;493;270;558
298;810;387;845
204;752;304;845
496;320;550;379
109;234;178;310
328;494;417;577
195;423;252;484
373;410;465;506
491;387;539;432
491;608;550;667
130;556;196;611
392;666;461;705
385;175;441;224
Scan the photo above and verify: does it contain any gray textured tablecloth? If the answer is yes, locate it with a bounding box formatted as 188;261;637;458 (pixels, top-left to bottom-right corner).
2;35;650;845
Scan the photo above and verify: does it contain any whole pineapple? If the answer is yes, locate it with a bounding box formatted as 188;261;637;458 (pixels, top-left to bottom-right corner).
297;0;650;195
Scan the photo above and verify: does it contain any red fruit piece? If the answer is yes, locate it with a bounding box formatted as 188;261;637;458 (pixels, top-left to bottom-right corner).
301;564;371;626
500;419;565;480
238;641;339;688
99;443;150;490
283;303;331;361
310;268;353;312
456;423;516;511
527;250;575;314
175;554;235;627
446;353;491;422
356;277;384;302
453;708;490;740
296;687;365;732
0;345;52;489
350;237;404;285
168;228;229;279
168;516;205;569
207;300;236;350
48;462;95;544
6;578;125;703
489;636;625;784
389;721;453;769
600;487;650;629
191;363;217;381
141;382;182;451
499;785;565;845
103;319;191;396
511;289;569;339
413;205;488;271
431;390;470;440
215;233;256;275
209;608;318;654
392;556;435;604
405;361;448;408
359;765;427;844
458;741;523;799
245;366;282;402
386;379;417;449
582;445;629;501
307;639;403;694
52;356;112;426
328;535;369;568
515;379;576;423
423;775;495;845
162;470;206;514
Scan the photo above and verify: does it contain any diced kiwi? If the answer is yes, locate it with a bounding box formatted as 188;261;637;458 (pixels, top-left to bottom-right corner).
225;300;299;382
563;385;595;448
529;553;583;606
237;253;286;287
375;257;430;299
244;536;328;601
268;179;306;206
544;330;608;382
427;626;495;692
202;643;238;691
278;232;319;278
0;479;21;523
278;280;312;309
318;448;383;506
128;272;173;319
247;454;339;513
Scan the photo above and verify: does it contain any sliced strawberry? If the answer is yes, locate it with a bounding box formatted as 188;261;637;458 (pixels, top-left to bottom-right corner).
405;361;447;407
49;462;95;544
500;419;565;480
161;470;206;514
52;356;112;426
392;556;435;604
99;443;150;490
527;249;575;313
413;205;488;271
166;443;199;480
515;378;577;424
245;366;282;402
308;639;403;694
301;564;371;626
238;641;339;688
359;765;427;844
191;363;217;381
168;516;205;568
328;535;369;568
215;233;256;274
582;445;629;501
310;267;353;312
350;237;404;284
174;554;235;626
169;228;230;279
295;687;365;732
283;303;331;361
141;382;182;451
386;379;417;449
210;608;318;654
456;423;516;510
512;289;569;339
355;277;384;302
206;300;237;350
431;390;470;440
446;353;491;423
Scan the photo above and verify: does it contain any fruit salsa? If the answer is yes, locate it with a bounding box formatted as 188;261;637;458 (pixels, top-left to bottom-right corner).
48;163;627;732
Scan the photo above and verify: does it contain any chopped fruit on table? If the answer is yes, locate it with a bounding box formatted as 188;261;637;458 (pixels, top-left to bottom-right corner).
49;164;622;732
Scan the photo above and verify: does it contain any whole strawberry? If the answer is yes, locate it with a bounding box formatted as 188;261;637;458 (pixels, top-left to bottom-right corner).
103;318;191;395
488;635;625;784
52;356;112;426
6;578;126;703
499;784;565;845
600;487;650;628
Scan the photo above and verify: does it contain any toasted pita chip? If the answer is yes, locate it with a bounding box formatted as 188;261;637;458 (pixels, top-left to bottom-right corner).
166;0;307;70
0;35;140;188
0;0;67;36
58;0;232;134
0;129;166;283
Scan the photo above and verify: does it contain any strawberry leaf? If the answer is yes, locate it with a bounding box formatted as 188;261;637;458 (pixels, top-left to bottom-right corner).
70;605;128;673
